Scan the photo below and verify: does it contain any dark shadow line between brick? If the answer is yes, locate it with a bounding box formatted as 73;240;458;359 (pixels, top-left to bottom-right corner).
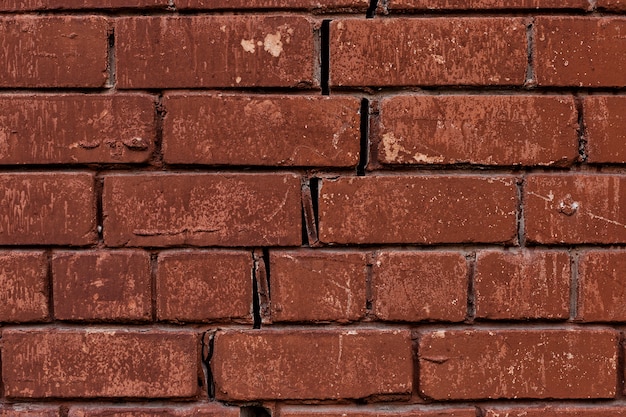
575;95;588;162
202;331;216;400
107;26;116;88
46;250;55;322
321;20;331;95
366;0;378;18
357;99;370;176
252;255;262;329
310;177;320;231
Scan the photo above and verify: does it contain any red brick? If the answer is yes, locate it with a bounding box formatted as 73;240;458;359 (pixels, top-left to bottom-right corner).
163;94;360;167
116;16;315;89
535;17;626;87
388;0;588;9
0;173;96;245
0;17;108;88
419;329;617;400
524;174;626;244
377;95;578;167
0;406;59;417
318;176;517;245
330;18;527;87
176;0;368;9
280;407;476;417
156;250;252;323
270;250;367;322
372;251;467;322
103;173;301;247
68;404;239;417
2;328;199;398
475;250;570;320
484;407;626;417
52;250;151;322
597;0;626;10
0;0;165;9
212;329;412;400
0;95;155;164
584;96;626;163
0;251;48;323
578;250;626;322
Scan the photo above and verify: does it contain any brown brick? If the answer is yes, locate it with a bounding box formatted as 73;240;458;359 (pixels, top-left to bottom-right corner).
484;407;626;417
0;95;155;164
52;250;151;322
212;329;413;400
0;173;96;245
535;17;626;87
280;407;476;417
318;176;517;245
2;328;199;398
597;0;626;10
156;250;252;323
0;251;48;323
0;406;59;417
577;251;626;322
176;0;368;9
419;329;617;400
68;404;239;417
116;16;315;89
475;250;570;320
584;96;626;163
524;174;626;244
377;95;578;166
163;94;360;167
103;173;301;247
388;0;588;9
330;18;527;87
0;17;108;87
0;0;166;9
372;251;467;322
270;250;367;322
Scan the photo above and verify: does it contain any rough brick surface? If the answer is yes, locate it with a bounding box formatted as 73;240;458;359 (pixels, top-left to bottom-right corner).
578;251;626;322
525;174;626;244
52;250;151;322
0;173;96;245
388;0;588;9
584;96;626;163
0;95;154;164
598;0;626;10
372;251;467;322
319;176;518;244
0;0;166;9
377;95;578;166
331;18;527;87
475;250;571;320
68;405;240;417
2;329;199;398
103;174;301;247
163;95;360;167
484;407;626;416
535;17;626;87
116;16;315;89
0;251;48;323
156;250;253;322
0;17;108;87
280;407;477;417
212;329;413;400
176;0;368;9
0;406;59;417
270;250;367;322
419;329;618;400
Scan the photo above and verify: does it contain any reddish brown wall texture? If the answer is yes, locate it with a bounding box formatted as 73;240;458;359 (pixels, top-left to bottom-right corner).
3;0;626;416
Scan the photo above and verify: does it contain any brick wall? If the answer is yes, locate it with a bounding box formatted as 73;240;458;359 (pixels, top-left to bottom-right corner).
0;1;625;416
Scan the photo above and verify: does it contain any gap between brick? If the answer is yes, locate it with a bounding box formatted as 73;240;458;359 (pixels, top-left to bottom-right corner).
45;250;55;322
516;176;526;247
152;94;166;167
524;18;536;88
301;177;320;246
465;251;476;323
150;252;158;321
106;26;116;89
241;406;272;417
357;99;370;176
366;0;378;17
95;173;104;244
575;95;588;162
365;252;375;315
569;251;579;322
321;20;331;95
252;249;270;328
201;330;216;400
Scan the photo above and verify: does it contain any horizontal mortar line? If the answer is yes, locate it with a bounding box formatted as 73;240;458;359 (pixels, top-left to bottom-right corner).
331;86;626;96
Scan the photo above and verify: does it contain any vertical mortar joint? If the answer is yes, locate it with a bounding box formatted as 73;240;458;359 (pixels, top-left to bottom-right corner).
321;20;331;95
357;99;370;176
366;0;379;18
201;330;216;400
575;95;588;163
524;17;536;88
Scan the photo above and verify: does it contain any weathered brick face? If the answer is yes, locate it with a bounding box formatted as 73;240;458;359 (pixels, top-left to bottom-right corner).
0;1;624;416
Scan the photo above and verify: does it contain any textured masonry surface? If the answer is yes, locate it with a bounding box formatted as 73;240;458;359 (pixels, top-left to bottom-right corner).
2;1;626;416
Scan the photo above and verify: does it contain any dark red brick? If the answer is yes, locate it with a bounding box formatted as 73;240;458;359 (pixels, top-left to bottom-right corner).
475;250;570;320
68;404;239;417
176;0;368;9
0;17;108;87
330;18;527;87
578;251;626;322
270;250;367;322
372;251;467;322
116;16;315;89
388;0;588;9
535;17;626;87
52;250;151;322
597;0;626;10
0;95;155;164
0;0;166;9
212;329;412;401
584;96;626;163
163;95;360;167
2;328;199;398
0;173;96;245
318;176;517;245
524;174;626;244
103;173;301;247
0;251;48;323
419;329;617;400
280;407;476;417
484;407;626;417
377;95;577;166
0;406;59;417
156;250;252;323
